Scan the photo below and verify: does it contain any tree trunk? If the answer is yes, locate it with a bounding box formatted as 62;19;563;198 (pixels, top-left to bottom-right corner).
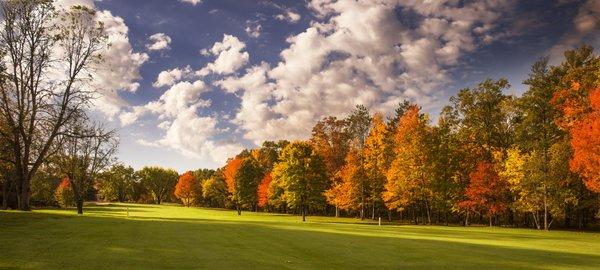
465;211;469;226
335;206;339;218
2;177;8;210
371;203;376;220
76;199;84;215
236;202;241;215
489;215;493;227
302;204;306;222
425;200;431;224
543;184;549;230
18;174;31;211
387;209;392;222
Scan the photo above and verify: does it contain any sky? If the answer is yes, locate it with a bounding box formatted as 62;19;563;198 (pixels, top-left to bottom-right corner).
58;0;600;172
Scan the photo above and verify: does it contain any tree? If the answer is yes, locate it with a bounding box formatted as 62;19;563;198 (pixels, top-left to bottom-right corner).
459;162;509;226
514;57;564;230
139;167;179;205
0;1;107;210
55;177;74;209
223;155;263;214
257;172;272;208
272;141;328;221
345;105;372;219
384;106;433;223
569;88;600;192
174;171;201;206
97;164;137;202
363;113;388;219
54;121;117;214
331;150;364;213
202;174;229;208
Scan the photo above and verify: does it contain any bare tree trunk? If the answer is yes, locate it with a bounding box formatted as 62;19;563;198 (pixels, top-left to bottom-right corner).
489;215;493;227
543;184;548;230
371;203;376;220
335;206;339;218
236;202;241;215
425;200;431;224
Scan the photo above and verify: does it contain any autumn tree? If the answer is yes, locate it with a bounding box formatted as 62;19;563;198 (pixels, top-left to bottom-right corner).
55;177;74;209
273;141;328;221
460;162;509;226
202;174;229;208
223;155;263;215
363;113;388;219
139;166;179;204
257;172;272;209
0;1;107;210
174;172;201;206
384;106;433;223
569;88;600;192
330;150;364;214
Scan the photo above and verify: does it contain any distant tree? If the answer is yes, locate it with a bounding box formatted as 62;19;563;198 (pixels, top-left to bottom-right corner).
202;174;229;208
384;106;433;223
97;164;137;202
272;141;328;221
257;172;272;209
331;150;364;213
459;162;509;226
363;113;388;219
345;105;372;219
223;155;263;214
193;169;216;184
175;172;201;206
139;167;179;204
55;178;74;209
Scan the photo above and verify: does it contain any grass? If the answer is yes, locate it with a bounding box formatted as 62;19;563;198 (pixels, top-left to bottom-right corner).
1;204;599;269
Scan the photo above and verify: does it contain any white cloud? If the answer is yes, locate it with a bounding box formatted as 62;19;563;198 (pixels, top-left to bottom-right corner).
179;0;202;6
197;34;249;76
146;33;172;51
214;0;515;144
275;10;301;23
153;66;193;87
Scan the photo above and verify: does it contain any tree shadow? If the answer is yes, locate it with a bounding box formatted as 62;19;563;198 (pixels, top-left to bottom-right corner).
1;209;599;269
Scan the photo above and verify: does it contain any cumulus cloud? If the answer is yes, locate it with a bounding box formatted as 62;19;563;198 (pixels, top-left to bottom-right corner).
146;33;172;51
197;34;249;76
214;0;516;144
153;66;193;87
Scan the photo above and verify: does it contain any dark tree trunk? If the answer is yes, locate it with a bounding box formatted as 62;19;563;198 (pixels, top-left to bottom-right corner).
236;202;241;215
18;174;31;211
302;204;306;222
76;199;84;215
371;203;376;220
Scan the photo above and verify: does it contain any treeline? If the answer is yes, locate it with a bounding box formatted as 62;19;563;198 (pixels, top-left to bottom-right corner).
183;45;599;229
52;45;599;230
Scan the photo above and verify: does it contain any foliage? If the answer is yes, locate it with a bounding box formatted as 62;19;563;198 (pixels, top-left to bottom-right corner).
175;172;201;206
257;172;272;208
459;162;509;225
202;175;229;208
96;164;137;202
139;166;179;204
55;178;74;208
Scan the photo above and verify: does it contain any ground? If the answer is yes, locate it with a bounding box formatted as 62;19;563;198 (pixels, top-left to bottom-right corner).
1;204;599;269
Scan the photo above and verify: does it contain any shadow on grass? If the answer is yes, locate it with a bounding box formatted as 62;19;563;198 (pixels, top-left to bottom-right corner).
1;208;599;270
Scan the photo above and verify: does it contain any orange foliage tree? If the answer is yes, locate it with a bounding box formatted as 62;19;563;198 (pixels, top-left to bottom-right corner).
459;162;508;226
55;177;74;208
257;172;272;208
223;157;243;195
174;171;200;206
569;88;600;192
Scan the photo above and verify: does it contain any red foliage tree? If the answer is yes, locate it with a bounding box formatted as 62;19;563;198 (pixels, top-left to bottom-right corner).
223;157;243;194
257;172;272;208
174;171;200;206
459;162;508;226
569;88;600;192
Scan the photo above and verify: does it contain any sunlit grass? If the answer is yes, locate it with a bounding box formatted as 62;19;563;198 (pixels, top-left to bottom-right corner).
1;203;599;269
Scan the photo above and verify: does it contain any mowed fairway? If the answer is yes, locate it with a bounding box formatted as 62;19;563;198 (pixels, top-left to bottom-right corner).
1;204;599;269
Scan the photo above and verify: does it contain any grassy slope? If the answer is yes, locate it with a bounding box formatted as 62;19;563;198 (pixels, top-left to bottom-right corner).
1;204;599;269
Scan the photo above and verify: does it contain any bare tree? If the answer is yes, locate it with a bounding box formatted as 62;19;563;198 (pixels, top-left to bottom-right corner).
54;119;117;214
0;0;106;210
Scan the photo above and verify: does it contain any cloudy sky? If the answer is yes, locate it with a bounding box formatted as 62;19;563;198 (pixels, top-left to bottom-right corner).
65;0;600;172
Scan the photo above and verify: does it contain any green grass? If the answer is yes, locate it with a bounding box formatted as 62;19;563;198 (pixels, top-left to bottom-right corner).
1;204;599;269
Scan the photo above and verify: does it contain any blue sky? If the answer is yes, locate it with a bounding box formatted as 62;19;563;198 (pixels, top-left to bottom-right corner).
74;0;599;172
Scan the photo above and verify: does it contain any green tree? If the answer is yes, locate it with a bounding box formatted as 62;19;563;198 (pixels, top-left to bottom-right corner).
202;174;229;208
97;164;137;202
273;141;328;221
138;167;179;204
